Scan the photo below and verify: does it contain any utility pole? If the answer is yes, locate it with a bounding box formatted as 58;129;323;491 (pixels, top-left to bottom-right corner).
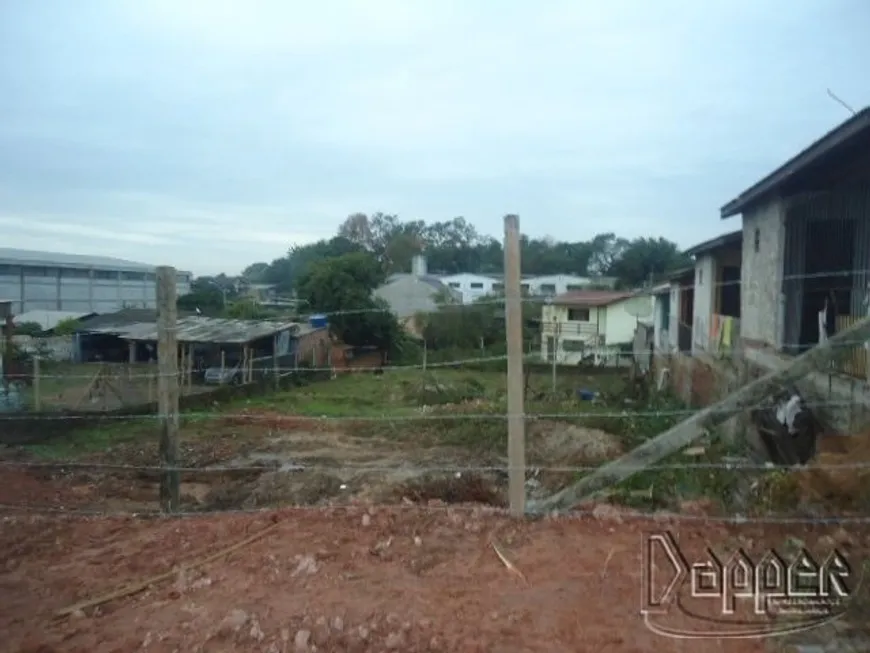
156;266;180;512
503;214;526;517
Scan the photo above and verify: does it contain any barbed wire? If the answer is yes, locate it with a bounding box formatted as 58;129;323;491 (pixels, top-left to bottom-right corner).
0;501;867;525
0;395;864;422
10;333;870;380
2;457;869;474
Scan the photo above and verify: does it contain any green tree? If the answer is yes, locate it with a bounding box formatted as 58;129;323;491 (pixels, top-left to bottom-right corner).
294;252;404;358
608;237;690;288
263;236;362;291
53;318;81;336
241;262;270;282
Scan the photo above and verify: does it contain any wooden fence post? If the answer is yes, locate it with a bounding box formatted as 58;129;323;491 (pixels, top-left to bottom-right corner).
32;356;41;411
156;266;180;513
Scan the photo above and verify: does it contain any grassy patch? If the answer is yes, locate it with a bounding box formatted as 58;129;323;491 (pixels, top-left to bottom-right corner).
22;419;153;460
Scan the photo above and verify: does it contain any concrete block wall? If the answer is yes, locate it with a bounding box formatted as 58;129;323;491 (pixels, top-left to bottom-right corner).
741;198;785;349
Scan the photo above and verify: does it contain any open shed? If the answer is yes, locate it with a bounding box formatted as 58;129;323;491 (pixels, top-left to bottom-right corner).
76;314;329;383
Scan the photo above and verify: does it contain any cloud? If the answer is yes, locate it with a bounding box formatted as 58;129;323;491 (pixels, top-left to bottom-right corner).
1;0;869;275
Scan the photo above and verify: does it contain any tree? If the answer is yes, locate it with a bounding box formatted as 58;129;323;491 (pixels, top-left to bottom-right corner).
608;237;690;288
263;236;363;291
53;318;80;336
294;252;404;358
241;262;270;282
177;278;227;314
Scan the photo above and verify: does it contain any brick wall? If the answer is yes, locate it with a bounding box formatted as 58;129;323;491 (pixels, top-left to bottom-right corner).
295;329;330;368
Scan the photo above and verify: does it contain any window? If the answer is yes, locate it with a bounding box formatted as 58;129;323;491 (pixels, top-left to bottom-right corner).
520;283;529;293
493;283;504;292
145;273;156;282
754;228;760;253
697;268;703;285
567;308;590;321
121;271;146;281
470;282;484;289
448;282;461;288
23;266;54;277
61;268;90;279
538;284;556;295
94;270;117;280
0;264;20;276
561;339;586;352
566;284;584;291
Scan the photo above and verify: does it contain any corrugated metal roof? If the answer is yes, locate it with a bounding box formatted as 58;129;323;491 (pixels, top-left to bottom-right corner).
82;315;313;344
0;247;192;274
550;290;634;307
13;310;96;331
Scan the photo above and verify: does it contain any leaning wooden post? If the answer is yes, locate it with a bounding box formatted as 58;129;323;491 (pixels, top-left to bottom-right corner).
156;266;180;513
528;316;870;514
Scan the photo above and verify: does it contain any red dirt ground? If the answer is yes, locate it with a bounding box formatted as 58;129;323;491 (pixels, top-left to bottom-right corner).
3;504;867;653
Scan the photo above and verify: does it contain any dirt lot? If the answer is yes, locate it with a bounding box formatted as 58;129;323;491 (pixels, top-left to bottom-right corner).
4;368;870;651
4;505;868;653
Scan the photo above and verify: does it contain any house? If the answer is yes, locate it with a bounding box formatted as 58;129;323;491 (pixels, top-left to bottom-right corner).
539;290;652;365
523;274;615;297
683;230;742;356
721;106;870;378
439;273;503;304
374;256;462;335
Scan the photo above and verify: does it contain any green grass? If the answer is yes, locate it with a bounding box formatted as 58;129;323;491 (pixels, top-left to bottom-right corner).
21;363;762;515
23;420;153;460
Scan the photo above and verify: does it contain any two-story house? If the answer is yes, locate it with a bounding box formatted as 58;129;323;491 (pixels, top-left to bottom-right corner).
540;290;651;365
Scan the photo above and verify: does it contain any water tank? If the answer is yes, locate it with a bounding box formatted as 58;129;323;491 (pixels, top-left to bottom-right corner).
309;314;328;329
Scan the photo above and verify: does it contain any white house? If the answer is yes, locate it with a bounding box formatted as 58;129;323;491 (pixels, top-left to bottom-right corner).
540;290;654;365
439;273;503;304
522;274;613;297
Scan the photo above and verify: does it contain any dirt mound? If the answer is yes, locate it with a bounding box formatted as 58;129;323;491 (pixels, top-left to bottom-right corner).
527;421;623;464
243;470;346;507
395;473;505;506
791;431;870;511
220;411;326;432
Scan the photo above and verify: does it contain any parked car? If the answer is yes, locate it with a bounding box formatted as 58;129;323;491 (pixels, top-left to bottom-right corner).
203;364;243;385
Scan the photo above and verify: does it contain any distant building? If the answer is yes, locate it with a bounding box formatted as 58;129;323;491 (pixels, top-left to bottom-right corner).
0;248;192;315
540;290;652;365
439;273;503;304
374;255;461;335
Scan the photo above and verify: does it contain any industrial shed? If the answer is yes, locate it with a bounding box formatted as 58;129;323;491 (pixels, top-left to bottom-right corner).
74;313;330;384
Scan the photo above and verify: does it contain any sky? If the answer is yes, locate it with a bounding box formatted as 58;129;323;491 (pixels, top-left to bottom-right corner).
1;1;869;276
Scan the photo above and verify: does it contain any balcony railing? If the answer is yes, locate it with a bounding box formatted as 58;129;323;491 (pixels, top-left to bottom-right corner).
540;321;599;338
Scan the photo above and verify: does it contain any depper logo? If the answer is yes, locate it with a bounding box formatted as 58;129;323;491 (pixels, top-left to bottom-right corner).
641;531;858;639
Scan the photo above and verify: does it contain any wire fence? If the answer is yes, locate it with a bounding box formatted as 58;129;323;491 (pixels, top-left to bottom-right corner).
2;265;870;529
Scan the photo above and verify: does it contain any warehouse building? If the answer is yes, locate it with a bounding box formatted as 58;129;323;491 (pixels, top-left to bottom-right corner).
0;248;192;315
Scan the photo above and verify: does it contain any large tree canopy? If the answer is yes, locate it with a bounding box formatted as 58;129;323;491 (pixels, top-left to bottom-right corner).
246;213;690;294
294;252;404;357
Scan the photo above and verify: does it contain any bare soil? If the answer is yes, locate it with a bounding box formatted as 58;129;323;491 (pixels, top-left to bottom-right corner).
5;506;867;653
1;408;623;513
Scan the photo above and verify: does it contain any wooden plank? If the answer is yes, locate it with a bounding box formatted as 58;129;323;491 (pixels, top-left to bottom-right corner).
526;315;870;514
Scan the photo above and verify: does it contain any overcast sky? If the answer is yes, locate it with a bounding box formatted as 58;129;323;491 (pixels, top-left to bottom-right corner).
1;1;868;276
